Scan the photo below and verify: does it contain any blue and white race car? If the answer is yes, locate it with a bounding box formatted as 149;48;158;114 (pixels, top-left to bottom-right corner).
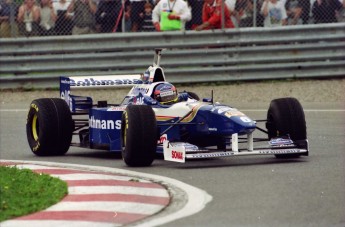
26;49;309;167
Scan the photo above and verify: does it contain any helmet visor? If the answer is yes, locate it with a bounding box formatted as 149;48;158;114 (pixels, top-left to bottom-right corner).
159;90;177;103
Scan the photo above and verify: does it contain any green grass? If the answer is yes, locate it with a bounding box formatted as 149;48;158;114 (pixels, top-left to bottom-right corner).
0;166;68;222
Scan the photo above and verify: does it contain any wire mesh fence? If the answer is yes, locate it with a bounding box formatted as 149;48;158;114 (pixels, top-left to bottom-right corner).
1;0;344;37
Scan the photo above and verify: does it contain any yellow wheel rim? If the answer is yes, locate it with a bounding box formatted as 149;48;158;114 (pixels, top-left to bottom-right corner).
123;124;127;147
123;112;128;148
32;114;39;141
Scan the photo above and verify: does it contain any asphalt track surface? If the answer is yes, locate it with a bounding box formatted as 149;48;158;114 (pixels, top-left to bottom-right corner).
0;99;345;226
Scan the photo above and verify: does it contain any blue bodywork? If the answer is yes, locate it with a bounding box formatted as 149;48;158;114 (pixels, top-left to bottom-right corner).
86;102;256;153
61;80;256;153
60;69;256;153
54;49;308;163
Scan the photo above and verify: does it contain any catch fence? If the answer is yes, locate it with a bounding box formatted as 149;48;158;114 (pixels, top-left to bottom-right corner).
0;23;344;89
1;0;345;38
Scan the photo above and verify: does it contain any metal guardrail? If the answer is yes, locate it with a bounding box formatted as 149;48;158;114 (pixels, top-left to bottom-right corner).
0;23;344;89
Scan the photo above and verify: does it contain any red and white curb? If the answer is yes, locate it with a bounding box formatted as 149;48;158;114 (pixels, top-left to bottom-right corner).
0;160;212;227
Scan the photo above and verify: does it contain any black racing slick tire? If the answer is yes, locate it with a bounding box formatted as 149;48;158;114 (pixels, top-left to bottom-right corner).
266;97;307;158
26;98;74;156
121;105;157;167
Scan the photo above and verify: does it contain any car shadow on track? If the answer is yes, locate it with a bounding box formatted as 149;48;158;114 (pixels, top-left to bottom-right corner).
64;148;308;169
67;149;123;160
153;154;308;169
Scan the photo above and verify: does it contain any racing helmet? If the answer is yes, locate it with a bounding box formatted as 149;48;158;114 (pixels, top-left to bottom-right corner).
141;69;150;83
153;82;178;104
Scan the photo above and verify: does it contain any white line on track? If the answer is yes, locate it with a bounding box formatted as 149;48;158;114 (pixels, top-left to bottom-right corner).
67;186;169;197
1;109;344;112
0;220;118;227
0;109;27;112
13;164;153;182
242;109;345;112
46;201;165;214
50;173;151;182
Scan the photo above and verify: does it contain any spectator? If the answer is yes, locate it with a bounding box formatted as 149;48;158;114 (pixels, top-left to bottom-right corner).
234;0;254;27
17;0;40;36
95;0;122;33
186;0;203;30
39;0;57;35
129;0;146;32
312;0;342;23
336;0;345;22
284;0;303;25
140;2;155;31
0;0;13;37
152;0;191;31
53;0;73;35
225;0;238;27
123;0;132;32
67;0;97;35
300;0;310;24
195;0;234;31
255;0;265;26
261;0;287;27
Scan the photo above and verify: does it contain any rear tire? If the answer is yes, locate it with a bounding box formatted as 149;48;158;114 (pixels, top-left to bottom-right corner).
121;105;157;167
266;97;307;158
26;98;73;156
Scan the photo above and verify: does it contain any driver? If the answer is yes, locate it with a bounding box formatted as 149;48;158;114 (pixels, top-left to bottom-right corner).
129;82;190;106
141;69;150;84
153;82;179;105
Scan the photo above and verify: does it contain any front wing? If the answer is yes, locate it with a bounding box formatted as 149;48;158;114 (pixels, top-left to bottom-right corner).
163;133;309;163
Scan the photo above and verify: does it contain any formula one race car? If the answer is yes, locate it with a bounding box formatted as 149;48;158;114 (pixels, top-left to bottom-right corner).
26;49;309;167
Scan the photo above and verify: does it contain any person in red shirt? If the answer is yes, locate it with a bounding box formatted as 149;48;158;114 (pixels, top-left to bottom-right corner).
195;0;234;30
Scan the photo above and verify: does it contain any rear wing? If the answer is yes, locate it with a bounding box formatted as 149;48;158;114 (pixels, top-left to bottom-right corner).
60;74;142;112
60;74;143;89
59;48;168;112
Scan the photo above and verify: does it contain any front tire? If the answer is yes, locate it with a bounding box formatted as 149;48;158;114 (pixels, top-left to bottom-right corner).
266;97;307;158
26;98;73;156
121;105;157;167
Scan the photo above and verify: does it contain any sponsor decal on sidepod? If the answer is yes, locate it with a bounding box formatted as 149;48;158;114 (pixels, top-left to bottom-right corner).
89;116;121;130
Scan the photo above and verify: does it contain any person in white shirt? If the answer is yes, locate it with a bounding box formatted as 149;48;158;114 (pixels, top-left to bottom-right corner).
39;0;57;35
17;0;40;36
152;0;191;31
53;0;73;35
261;0;287;27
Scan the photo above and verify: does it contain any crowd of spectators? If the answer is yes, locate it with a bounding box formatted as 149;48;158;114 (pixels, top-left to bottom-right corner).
0;0;344;37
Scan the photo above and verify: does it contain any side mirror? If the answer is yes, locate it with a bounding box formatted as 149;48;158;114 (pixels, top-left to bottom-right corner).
203;98;212;103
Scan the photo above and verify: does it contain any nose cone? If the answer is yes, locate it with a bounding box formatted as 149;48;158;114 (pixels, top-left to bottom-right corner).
228;115;256;134
205;105;256;135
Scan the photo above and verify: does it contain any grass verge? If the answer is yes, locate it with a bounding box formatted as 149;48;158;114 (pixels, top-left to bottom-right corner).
0;166;68;222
